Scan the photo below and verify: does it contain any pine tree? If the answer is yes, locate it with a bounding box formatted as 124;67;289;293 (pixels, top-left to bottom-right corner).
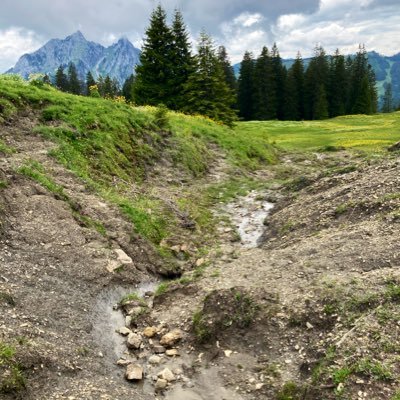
134;5;174;106
252;47;273;120
169;9;193;110
304;46;329;119
67;62;81;95
313;84;329;120
329;50;347;117
55;65;68;92
122;74;135;101
183;31;236;126
217;46;237;93
382;83;394;113
271;43;286;120
43;74;51;85
103;75;114;97
283;52;304;120
237;51;255;121
86;71;96;95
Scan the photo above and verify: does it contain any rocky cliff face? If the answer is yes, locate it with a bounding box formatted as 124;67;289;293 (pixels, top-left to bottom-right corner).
7;31;140;84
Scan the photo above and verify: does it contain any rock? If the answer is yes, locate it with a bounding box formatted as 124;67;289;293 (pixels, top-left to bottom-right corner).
224;350;233;357
166;349;179;357
195;258;205;267
117;358;135;366
153;345;166;354
115;249;133;264
148;355;162;365
158;367;175;382
255;383;264;390
306;322;314;329
127;333;142;349
117;327;132;336
160;329;183;348
125;316;132;327
125;364;143;381
155;378;168;391
143;326;157;338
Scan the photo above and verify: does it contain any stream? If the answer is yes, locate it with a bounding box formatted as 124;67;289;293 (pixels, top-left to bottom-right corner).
224;190;274;248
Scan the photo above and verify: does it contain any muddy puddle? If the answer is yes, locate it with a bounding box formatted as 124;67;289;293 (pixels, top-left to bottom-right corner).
91;281;158;362
224;191;274;248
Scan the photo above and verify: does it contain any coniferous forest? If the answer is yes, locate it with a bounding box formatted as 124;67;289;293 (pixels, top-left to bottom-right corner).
48;5;379;125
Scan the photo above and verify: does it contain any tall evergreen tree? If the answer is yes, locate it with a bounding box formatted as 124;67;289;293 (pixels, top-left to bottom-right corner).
217;46;237;93
183;31;236;126
169;9;193;110
122;74;135;101
283;52;304;120
382;83;394;113
304;46;329;119
237;51;255;121
55;65;68;92
252;47;274;120
86;71;96;95
271;43;286;120
313;84;329;120
329;50;347;117
134;5;174;106
67;62;81;95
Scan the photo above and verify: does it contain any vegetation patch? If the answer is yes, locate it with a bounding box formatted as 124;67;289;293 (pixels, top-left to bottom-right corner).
0;341;26;394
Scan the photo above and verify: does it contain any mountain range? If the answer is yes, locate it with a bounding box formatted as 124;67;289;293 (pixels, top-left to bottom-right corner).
7;31;399;104
7;31;140;85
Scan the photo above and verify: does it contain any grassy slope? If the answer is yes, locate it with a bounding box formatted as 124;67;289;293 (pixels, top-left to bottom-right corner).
238;113;400;152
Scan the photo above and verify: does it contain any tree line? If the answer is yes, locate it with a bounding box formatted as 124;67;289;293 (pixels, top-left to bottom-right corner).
46;6;388;125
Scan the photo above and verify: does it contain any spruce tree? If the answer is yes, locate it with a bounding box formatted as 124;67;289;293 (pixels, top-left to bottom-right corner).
382;83;394;113
329;50;347;117
134;5;174;106
253;47;273;120
283;52;304;120
217;46;237;93
103;75;114;97
313;84;329;120
67;62;81;95
183;31;236;126
86;71;96;95
55;65;68;92
169;9;193;110
122;74;135;101
237;51;255;121
271;43;286;120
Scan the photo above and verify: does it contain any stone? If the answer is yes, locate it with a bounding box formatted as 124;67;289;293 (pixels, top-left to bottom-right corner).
306;322;314;329
143;326;157;338
125;364;143;381
125;316;132;327
224;350;233;357
195;258;205;267
155;378;168;391
148;355;162;365
166;349;179;357
153;345;166;354
127;333;142;349
117;358;133;366
117;327;131;336
115;249;133;264
160;329;183;348
158;367;175;382
255;383;264;390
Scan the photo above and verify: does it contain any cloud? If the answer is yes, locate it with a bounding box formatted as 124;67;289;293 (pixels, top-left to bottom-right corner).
0;28;42;71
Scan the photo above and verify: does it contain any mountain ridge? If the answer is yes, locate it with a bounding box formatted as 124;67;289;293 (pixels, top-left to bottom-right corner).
7;31;140;85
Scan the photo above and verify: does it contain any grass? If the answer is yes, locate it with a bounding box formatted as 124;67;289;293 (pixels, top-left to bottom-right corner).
0;139;15;154
238;113;400;153
0;341;26;394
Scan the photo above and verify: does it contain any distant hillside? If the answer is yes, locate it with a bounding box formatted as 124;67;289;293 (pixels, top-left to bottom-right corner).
234;51;400;107
7;31;140;85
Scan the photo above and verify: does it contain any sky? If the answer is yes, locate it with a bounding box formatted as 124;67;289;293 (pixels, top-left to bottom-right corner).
0;0;399;72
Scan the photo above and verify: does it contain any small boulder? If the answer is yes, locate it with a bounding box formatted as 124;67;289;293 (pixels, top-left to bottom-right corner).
117;327;132;336
158;367;175;382
148;355;162;365
166;349;179;357
143;326;157;338
153;345;166;354
155;378;168;391
160;329;182;348
125;364;143;381
127;333;142;349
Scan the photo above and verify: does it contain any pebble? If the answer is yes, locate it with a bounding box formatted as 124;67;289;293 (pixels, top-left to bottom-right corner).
158;368;175;382
117;327;131;336
148;355;162;365
143;326;157;338
155;378;168;391
160;329;183;348
125;364;143;381
127;333;142;349
166;349;179;357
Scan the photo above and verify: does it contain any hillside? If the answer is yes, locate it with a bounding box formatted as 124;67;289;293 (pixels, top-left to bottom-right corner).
1;76;400;399
7;31;140;84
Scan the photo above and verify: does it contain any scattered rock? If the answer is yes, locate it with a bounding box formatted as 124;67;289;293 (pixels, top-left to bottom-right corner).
117;327;132;336
160;329;183;348
158;367;175;382
155;378;168;391
153;344;166;354
166;349;179;357
195;258;205;267
143;326;157;338
127;332;142;349
306;322;314;329
117;358;133;366
224;350;233;357
125;364;143;381
148;355;162;365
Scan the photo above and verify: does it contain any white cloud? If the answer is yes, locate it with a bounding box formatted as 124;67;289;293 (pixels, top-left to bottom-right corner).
233;12;264;28
0;28;42;72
